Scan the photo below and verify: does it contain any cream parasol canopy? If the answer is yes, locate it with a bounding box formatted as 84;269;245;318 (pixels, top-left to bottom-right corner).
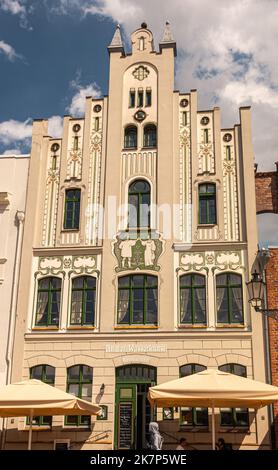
148;369;278;449
0;379;101;450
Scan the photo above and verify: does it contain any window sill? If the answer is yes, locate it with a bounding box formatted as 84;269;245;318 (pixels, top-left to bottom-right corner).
32;326;59;331
179;427;209;433
122;147;137;151
67;326;96;330
61;229;80;233
114;325;158;329
178;324;207;329
219;427;250;433
24;426;51;431
197;224;217;228
216;324;245;328
141;146;157;150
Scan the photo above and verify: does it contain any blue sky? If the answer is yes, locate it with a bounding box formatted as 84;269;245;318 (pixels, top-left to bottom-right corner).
0;0;277;245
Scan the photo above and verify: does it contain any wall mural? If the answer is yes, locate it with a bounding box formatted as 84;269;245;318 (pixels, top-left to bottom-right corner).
113;231;163;272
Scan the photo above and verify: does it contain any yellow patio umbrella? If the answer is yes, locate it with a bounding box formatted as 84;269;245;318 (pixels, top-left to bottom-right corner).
148;369;278;450
0;379;102;450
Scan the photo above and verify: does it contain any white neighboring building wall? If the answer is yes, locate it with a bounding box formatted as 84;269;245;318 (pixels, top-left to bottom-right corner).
0;154;29;388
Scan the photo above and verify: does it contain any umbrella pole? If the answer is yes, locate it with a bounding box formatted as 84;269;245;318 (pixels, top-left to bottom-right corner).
212;403;216;450
28;409;33;451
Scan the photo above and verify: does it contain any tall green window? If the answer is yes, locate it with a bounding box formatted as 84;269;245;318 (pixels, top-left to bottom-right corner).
70;276;96;326
128;179;150;228
118;275;158;325
180;364;208;427
124;125;137;148
29;365;55;426
198;183;216;225
64;189;81;230
35;277;61;327
143;124;157;148
180;274;206;325
65;365;93;427
219;364;249;427
216;273;244;324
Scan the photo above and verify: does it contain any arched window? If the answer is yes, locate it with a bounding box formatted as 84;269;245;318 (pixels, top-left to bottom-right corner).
143;124;157;148
35;277;61;327
65;365;93;427
219;364;249;427
124;125;137;148
118;274;158;325
180;364;208;427
128;179;150;228
29;365;55;427
198;183;216;225
64;188;81;230
216;273;243;324
70;276;96;326
180;274;206;324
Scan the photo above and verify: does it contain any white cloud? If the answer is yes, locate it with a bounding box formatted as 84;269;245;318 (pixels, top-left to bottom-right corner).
3;148;21;155
68;81;102;116
0;0;25;15
48;115;63;138
0;40;21;61
0;115;63;148
0;118;32;145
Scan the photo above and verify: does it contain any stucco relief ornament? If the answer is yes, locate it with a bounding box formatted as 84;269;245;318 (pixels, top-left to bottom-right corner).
71;255;98;275
179;252;205;271
214;251;242;271
180;129;190;147
113;231;163;272
223;160;235;175
46;169;59;184
90;135;102;152
37;257;64;276
132;65;150;81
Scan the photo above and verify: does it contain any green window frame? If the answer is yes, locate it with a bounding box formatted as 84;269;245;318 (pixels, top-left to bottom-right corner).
143;124;157;148
124;125;137;148
28;365;55;426
203;128;209;144
65;365;93;427
180;274;206;325
118;274;158;325
35;277;61;327
64;189;81;230
216;273;244;324
128;179;151;228
219;364;249;427
198;183;216;225
70;276;96;326
179;364;208;427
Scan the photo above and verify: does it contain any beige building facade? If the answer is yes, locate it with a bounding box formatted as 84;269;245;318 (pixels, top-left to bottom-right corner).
5;23;271;450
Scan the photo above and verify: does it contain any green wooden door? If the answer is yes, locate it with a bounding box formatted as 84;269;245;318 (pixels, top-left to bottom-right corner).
115;384;137;450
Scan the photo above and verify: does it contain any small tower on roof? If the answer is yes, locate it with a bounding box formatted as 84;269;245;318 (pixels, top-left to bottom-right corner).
108;24;125;55
159;21;177;56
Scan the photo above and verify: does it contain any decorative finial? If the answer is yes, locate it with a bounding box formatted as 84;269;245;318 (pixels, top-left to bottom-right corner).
141;22;147;29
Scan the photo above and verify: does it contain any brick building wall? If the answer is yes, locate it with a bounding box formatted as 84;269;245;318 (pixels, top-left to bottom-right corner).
255;166;278;214
265;248;278;449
